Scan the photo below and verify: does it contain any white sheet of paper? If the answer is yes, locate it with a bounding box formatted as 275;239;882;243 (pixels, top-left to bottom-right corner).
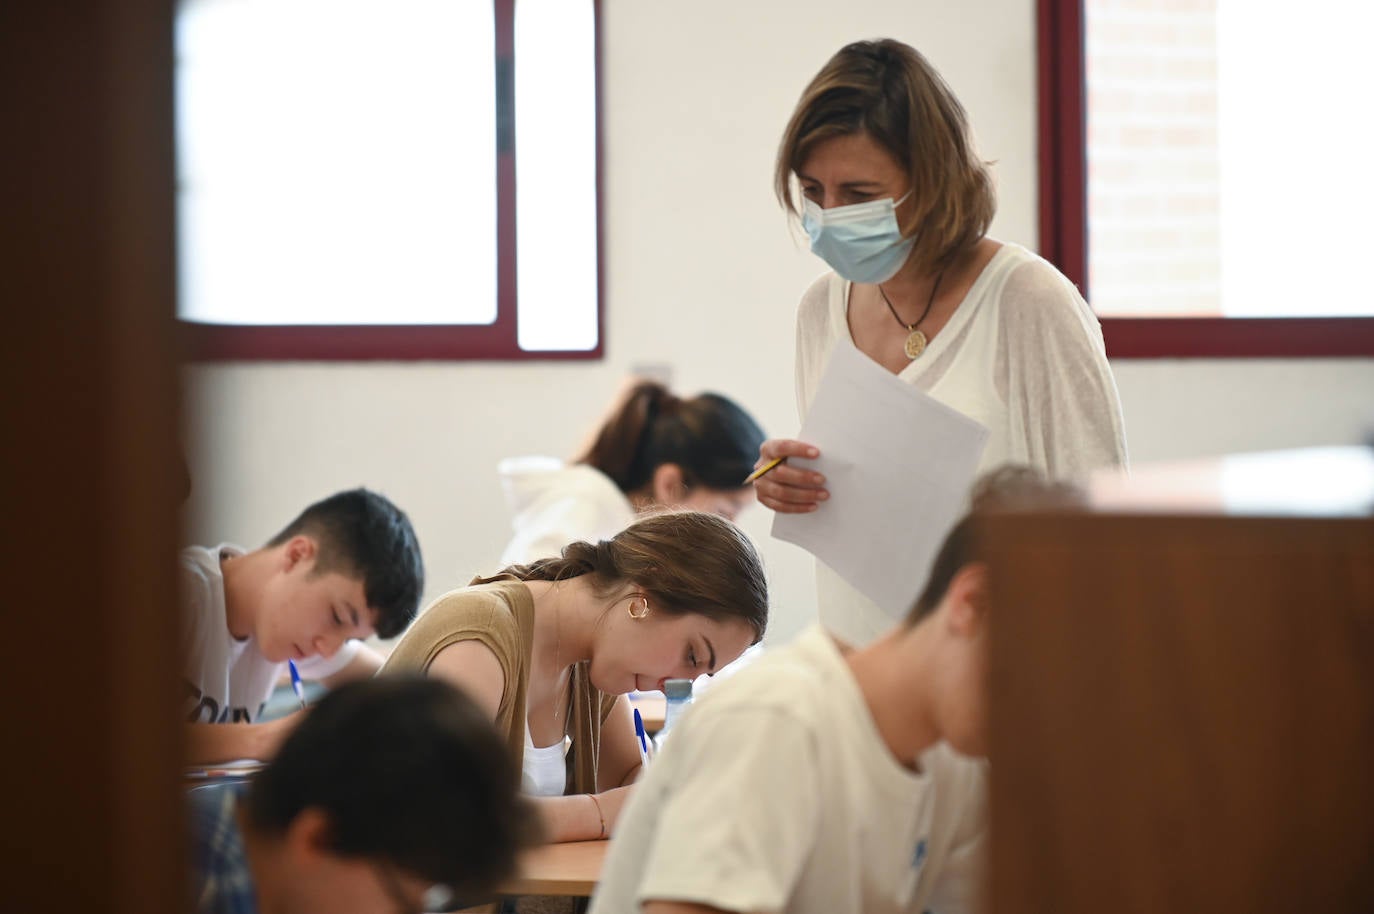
773;341;990;620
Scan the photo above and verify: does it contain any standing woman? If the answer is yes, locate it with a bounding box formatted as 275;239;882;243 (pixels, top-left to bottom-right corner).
756;39;1127;646
498;380;765;565
380;510;768;843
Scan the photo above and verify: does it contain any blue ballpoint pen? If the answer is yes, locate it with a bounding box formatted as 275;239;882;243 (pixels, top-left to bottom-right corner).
287;659;307;710
633;707;650;765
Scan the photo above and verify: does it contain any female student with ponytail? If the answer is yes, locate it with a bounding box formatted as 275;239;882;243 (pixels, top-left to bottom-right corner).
380;510;769;843
498;380;765;565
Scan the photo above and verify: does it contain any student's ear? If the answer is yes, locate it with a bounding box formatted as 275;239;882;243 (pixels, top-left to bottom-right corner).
283;535;318;572
283;806;335;867
944;562;990;638
650;463;688;504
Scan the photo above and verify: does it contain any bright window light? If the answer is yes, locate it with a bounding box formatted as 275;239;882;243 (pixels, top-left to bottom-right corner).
1087;0;1374;318
514;0;598;351
1215;0;1373;317
175;0;496;326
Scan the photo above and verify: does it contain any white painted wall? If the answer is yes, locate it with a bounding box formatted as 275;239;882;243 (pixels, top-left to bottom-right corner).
182;0;1374;648
1112;359;1373;464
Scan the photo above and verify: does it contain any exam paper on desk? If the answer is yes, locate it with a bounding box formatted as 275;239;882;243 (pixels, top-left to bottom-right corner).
184;758;267;782
773;340;989;621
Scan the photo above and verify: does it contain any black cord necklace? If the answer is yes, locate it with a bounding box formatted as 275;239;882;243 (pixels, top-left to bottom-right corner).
879;271;944;360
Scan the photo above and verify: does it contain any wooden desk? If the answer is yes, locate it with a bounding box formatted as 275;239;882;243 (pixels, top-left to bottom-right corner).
497;840;608;897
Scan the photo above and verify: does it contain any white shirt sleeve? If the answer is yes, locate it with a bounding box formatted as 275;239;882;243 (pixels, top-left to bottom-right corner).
794;273;840;424
632;706;821;913
923;767;988;914
178;553;211;661
1000;259;1129;479
499;493;608;566
924;827;987;914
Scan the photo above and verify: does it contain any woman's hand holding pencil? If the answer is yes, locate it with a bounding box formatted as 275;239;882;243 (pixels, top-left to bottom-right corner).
748;438;829;514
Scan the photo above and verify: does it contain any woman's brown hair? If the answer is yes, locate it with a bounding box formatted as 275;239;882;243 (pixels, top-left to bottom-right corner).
576;380;765;495
775;38;996;276
500;510;769;643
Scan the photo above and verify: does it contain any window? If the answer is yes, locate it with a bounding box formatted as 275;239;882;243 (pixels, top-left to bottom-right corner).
1038;0;1374;356
175;0;602;360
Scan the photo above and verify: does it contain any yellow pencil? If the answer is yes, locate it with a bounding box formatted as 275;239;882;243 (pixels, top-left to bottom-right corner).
743;456;786;484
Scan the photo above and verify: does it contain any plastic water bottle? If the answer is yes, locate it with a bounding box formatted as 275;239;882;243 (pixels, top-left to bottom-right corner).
654;678;693;752
662;678;693;729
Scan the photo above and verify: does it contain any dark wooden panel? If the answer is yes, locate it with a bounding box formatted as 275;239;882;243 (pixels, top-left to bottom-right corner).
986;511;1374;913
1;1;184;911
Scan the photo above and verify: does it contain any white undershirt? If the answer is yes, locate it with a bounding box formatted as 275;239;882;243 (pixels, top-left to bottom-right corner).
521;722;569;797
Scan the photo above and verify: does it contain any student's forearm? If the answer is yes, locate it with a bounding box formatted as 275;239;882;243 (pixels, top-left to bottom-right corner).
534;785;634;843
185;716;297;765
617;761;643;788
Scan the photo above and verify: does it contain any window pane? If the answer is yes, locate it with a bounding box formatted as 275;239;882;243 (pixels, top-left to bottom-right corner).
515;0;598;351
175;0;495;325
1086;0;1220;316
1086;0;1374;318
1215;0;1373;317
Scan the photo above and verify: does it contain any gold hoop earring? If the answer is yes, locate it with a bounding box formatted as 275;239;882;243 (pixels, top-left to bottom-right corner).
627;596;651;620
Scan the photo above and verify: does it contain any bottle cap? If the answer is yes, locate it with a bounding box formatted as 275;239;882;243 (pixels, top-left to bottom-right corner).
663;678;693;699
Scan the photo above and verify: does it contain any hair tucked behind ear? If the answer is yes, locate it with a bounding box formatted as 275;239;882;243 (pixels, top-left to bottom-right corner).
499;511;769;642
576;381;765;496
501;539;613;585
776;38;996;277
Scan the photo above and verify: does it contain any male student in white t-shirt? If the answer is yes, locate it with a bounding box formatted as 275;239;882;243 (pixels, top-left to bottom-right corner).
590;467;1073;914
181;487;424;765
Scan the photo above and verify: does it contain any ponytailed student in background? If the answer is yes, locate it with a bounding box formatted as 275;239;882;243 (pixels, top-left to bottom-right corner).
381;510;769;844
498;379;766;566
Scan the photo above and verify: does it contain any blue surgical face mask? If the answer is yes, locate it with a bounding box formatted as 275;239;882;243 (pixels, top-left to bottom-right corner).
801;190;915;285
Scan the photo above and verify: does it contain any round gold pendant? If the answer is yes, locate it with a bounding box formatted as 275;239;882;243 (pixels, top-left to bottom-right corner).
904;329;928;360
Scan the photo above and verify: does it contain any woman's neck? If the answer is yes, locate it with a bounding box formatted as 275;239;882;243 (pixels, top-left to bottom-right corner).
880;262;944;309
871;239;1001;339
524;578;601;680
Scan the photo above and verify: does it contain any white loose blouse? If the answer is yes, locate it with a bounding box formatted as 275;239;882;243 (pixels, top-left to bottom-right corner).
794;242;1128;646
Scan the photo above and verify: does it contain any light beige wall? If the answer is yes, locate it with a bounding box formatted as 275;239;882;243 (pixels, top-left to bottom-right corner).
182;0;1374;647
1111;359;1373;465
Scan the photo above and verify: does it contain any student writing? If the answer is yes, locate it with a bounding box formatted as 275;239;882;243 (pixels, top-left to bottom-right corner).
181;488;423;764
590;466;1076;914
187;675;541;914
380;510;768;843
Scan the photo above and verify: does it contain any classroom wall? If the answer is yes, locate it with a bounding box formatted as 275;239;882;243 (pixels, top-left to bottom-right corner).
182;0;1374;647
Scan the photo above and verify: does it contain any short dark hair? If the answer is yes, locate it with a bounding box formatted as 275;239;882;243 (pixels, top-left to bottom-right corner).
244;676;541;901
267;488;423;638
577;381;766;495
906;466;1083;623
